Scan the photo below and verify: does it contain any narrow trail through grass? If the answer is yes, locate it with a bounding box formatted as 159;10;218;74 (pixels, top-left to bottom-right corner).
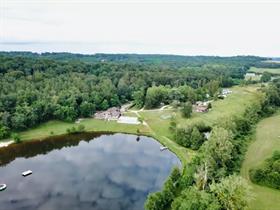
241;113;280;210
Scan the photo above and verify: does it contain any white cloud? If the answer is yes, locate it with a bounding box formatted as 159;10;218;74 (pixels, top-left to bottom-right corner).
0;0;280;56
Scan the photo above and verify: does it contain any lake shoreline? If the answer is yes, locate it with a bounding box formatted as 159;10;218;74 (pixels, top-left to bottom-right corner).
0;126;184;169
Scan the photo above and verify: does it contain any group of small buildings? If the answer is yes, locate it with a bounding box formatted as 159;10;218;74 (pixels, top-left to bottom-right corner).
94;107;121;120
218;89;233;99
94;105;140;125
194;101;211;113
194;89;233;113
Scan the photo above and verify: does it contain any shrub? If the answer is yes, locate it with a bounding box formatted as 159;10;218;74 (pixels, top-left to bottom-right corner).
12;133;21;144
249;151;280;189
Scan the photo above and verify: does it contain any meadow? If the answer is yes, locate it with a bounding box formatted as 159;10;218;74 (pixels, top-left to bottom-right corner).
139;85;262;138
249;67;280;75
241;112;280;210
19;119;150;141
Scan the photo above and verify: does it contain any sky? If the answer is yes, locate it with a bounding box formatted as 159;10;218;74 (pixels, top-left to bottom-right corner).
0;0;280;56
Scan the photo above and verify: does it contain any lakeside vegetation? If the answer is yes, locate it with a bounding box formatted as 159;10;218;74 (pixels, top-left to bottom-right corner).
19;119;149;141
1;52;280;210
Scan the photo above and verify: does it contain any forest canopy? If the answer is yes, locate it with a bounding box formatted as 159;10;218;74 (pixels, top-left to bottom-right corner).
0;52;267;138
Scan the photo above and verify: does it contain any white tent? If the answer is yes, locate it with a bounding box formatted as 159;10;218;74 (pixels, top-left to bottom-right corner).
117;116;140;125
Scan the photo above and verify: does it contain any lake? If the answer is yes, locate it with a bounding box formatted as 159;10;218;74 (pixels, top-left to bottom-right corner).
0;133;180;210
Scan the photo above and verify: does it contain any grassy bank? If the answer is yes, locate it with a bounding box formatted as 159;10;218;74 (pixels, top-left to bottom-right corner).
19;119;150;141
241;112;280;210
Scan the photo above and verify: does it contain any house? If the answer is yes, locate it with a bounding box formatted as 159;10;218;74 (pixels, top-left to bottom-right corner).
94;107;121;120
218;89;232;99
196;105;208;113
195;101;211;113
221;89;232;95
245;73;256;77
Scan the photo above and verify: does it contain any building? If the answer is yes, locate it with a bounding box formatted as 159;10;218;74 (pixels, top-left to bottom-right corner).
196;105;209;113
117;116;140;125
94;107;121;120
221;89;232;95
195;101;211;113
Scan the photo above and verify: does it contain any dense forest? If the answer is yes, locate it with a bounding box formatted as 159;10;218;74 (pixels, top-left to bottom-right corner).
0;52;267;139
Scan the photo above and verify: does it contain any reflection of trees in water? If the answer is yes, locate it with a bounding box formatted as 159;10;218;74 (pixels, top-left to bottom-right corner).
0;132;111;167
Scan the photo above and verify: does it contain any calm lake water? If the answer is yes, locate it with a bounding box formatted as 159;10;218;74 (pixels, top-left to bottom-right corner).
0;133;180;210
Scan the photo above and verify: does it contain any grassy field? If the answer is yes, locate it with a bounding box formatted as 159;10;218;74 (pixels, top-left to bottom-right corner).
249;67;280;75
139;85;262;139
241;113;280;210
19;119;150;141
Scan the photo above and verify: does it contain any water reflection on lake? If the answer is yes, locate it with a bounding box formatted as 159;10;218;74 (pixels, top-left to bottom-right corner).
0;133;180;210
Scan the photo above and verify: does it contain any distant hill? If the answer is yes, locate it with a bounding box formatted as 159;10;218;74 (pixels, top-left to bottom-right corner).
0;51;267;68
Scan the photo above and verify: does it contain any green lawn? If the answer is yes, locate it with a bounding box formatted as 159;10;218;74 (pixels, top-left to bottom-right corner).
240;113;280;210
19;119;149;141
249;67;280;75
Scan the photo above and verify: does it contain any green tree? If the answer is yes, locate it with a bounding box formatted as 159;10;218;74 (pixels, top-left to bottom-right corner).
171;187;221;210
210;175;253;210
12;133;21;143
145;86;169;108
260;71;272;82
202;126;234;180
0;124;9;139
145;192;165;210
190;126;205;150
100;99;109;110
132;89;145;108
181;102;192;118
80;101;95;117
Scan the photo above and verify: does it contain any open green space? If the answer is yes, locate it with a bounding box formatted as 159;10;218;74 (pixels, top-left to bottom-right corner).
139;85;262;139
19;119;150;141
249;67;280;75
241;112;280;210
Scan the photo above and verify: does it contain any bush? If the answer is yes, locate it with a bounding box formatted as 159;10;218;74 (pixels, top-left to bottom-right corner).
12;133;21;144
249;151;280;189
77;124;85;132
0;124;10;139
66;125;85;134
175;124;207;149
